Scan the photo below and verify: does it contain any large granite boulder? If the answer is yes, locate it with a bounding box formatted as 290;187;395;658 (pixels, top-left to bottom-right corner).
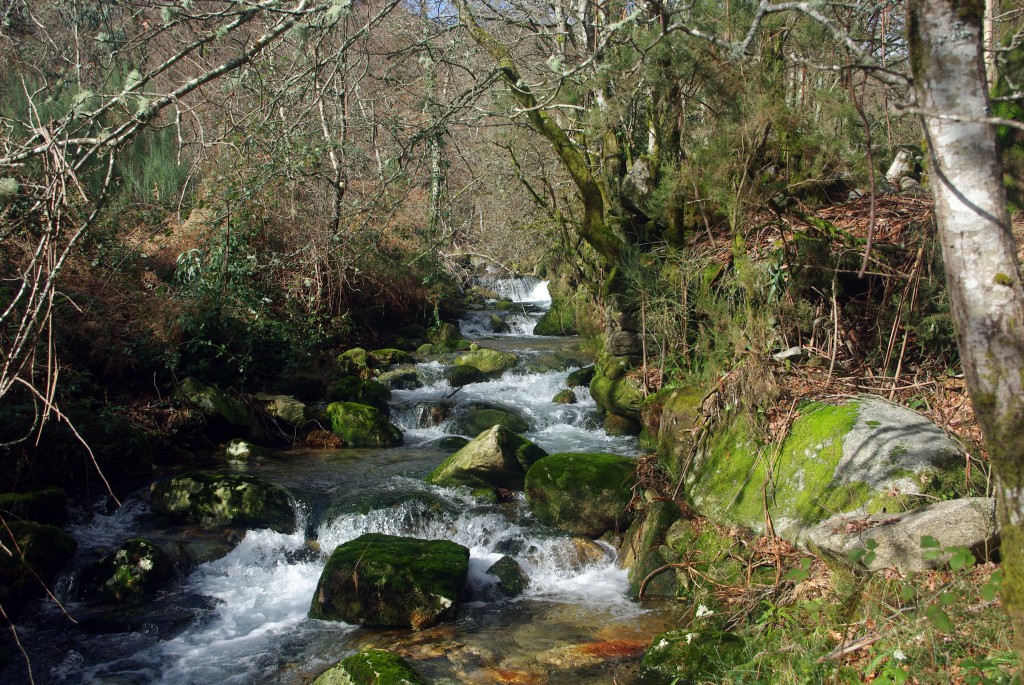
309;533;469;630
426;425;547;491
687;396;968;543
324;402;403;448
525;453;637;537
312;650;426;685
150;473;295;533
77;538;174;603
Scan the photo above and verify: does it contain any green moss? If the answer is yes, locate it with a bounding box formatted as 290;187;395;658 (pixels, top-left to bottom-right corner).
447;365;487;388
324;402;403;448
622;500;683;597
328;376;391;412
552;389;576;404
150;473;295;533
78;538;173;603
589;372;644;419
525;453;637;537
651;386;705;480
604;412;641;436
687;411;764;529
641;629;748;682
565;365;596;387
426;425;546;491
534;300;577;336
428;322;462;346
0;486;67;526
337;348;369;374
458;407;529;436
368;348;414;366
487;555;530;597
177;377;252;427
309;533;469;630
453;348;519;375
313;649;426;685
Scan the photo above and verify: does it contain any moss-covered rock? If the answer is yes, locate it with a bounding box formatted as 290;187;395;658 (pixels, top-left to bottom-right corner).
78;538;174;603
176;377;252;427
648;386;705;481
426;425;547;491
454;348;520;376
534;300;577;336
309;533;469;630
369;348;414;367
324;402;403;448
436;436;470;451
224;439;269;464
604;413;641;436
663;518;751;589
487;555;530;597
328;376;392;412
589;371;645;420
489;313;511;334
552;389;576;404
337;347;370;375
620;499;684;597
428;322;463;347
378;368;422;390
0;521;76;610
253;393;310;426
150;473;295;533
641;629;747;682
525;453;637;537
565;365;596;388
447;365;488;388
312;649;426;685
687;396;967;543
456;405;530;436
0;486;67;526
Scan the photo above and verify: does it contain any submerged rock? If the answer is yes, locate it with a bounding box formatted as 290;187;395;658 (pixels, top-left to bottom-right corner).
78;538;174;603
0;486;68;526
454;348;520;376
687;395;969;543
426;425;547;492
324;401;403;448
312;649;426;685
524;453;637;537
309;533;469;630
486;555;530;597
150;473;295;533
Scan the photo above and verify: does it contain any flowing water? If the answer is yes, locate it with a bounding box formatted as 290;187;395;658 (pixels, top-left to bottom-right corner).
8;277;686;685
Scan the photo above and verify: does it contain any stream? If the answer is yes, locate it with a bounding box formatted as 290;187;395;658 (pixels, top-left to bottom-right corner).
9;277;686;685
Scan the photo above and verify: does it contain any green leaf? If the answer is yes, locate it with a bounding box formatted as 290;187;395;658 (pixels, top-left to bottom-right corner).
921;535;941;549
900;582;915;602
866;538;879;551
848;548;867;563
864;551;877;566
949;548;976;572
926;604;953;632
939;591;957;606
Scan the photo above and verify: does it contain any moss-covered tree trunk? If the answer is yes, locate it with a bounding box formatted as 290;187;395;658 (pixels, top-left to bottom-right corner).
909;0;1024;658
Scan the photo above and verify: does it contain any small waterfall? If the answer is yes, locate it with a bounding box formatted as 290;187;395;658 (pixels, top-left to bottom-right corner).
460;277;552;338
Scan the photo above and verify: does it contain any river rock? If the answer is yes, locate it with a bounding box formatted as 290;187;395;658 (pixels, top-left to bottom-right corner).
489;313;511;333
325;401;403;447
413;400;454;428
369;348;415;367
429;322;464;347
604;413;641;436
225;439;268;464
312;649;426;685
606;330;643;357
426;425;547;491
687;395;967;543
641;629;747;682
647;387;704;480
448;365;488;388
565;365;596;388
525;453;637;537
806;496;999;573
0;521;77;610
309;533;469;630
328;376;392;412
456;403;530;436
176;377;252;428
533;300;577;336
552;389;576;404
253;393;309;426
486;555;530;597
78;538;174;603
454;348;520;376
150;473;296;533
0;486;68;526
337;347;370;375
590;371;644;420
619;499;684;597
379;368;423;390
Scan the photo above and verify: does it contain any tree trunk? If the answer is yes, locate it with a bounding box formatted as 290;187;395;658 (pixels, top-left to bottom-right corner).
909;0;1024;657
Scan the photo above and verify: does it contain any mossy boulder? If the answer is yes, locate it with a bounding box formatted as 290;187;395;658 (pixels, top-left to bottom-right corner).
176;377;252;427
369;348;415;367
253;393;310;426
565;365;596;388
663;518;752;589
324;402;403;448
454;348;520;376
552;389;576;404
436;436;470;451
378;368;422;390
312;649;426;685
224;439;269;464
0;486;67;526
77;538;174;603
604;413;641;436
641;629;747;682
525;453;637;537
150;473;295;533
456;404;530;436
338;348;370;375
447;365;488;388
487;555;530;597
648;386;705;481
620;499;685;598
533;300;577;336
426;425;547;492
309;533;469;630
489;314;511;334
687;396;967;543
328;376;392;412
0;521;76;610
428;322;463;347
590;370;645;420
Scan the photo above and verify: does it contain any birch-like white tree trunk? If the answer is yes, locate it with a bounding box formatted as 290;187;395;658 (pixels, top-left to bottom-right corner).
909;0;1024;654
